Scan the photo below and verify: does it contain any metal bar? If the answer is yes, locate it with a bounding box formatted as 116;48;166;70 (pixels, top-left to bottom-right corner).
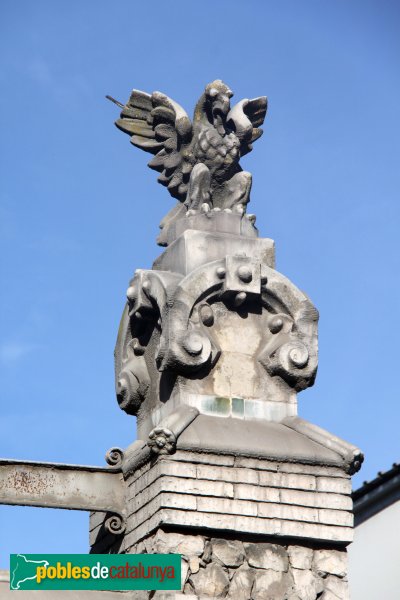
0;459;125;517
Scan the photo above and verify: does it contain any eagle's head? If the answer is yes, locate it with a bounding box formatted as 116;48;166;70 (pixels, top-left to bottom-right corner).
205;80;233;134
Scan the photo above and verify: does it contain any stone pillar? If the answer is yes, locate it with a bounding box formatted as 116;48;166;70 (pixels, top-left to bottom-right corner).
90;210;362;600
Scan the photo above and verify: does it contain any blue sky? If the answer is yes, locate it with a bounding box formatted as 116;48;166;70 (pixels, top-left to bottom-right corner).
1;0;399;565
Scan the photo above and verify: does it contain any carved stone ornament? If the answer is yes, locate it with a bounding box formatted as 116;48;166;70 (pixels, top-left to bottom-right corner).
107;80;267;245
110;80;319;443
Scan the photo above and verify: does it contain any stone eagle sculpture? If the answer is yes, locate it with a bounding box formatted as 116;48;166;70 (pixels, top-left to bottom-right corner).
108;80;267;244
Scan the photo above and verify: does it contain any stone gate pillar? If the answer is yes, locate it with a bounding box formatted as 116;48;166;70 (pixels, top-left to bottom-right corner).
91;80;363;599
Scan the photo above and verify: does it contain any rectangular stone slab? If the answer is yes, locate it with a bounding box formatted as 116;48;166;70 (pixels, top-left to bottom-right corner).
0;458;124;516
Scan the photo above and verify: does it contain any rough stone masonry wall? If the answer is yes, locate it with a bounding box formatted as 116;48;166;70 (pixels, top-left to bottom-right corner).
132;529;348;600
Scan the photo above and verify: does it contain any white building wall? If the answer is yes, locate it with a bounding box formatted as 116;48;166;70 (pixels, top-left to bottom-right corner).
348;499;400;599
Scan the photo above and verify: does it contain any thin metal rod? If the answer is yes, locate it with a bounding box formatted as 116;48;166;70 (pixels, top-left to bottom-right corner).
106;95;124;109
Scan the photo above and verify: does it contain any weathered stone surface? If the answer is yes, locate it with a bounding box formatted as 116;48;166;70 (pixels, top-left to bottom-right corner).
318;508;353;527
252;570;293;600
198;496;257;517
124;505;354;548
188;556;200;574
245;542;289;571
153;594;198;600
319;591;342;600
189;562;229;597
211;538;245;567
197;464;259;485
316;477;352;494
313;549;347;578
280;489;352;510
202;540;212;564
181;558;189;588
131;491;197;525
257;501;319;522
258;471;317;491
227;564;257;600
135;540;146;554
235;483;280;503
174;450;236;467
287;545;313;570
129;534;350;599
182;583;196;596
147;530;204;557
292;568;323;600
279;519;353;544
324;574;349;597
131;474;234;501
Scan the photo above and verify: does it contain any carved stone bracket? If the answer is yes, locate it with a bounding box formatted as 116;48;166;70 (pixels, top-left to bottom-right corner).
104;513;126;536
105;447;124;468
258;265;319;391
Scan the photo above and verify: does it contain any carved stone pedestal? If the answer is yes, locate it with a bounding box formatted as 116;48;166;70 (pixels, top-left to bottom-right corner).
90;209;362;599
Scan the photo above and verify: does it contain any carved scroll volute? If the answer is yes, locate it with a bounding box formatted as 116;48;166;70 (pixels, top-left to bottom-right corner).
156;256;265;373
258;266;319;391
115;270;182;415
115;304;151;416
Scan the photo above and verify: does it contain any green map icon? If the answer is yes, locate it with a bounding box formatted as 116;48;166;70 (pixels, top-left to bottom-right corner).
10;554;49;590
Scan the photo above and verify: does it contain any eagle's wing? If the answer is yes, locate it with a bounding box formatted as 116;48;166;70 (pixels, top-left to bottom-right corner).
227;96;268;157
115;90;193;200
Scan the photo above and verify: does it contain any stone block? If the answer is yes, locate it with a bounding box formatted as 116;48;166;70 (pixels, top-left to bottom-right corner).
130;492;196;527
124;512;162;548
154;228;275;276
196;464;259;485
279;520;353;543
197;496;257;517
287;545;313;570
278;462;347;478
188;556;200;574
211;539;245;567
155;531;204;556
292;568;324;600
252;570;294;600
280;489;352;510
234;483;280;503
245;542;289;571
313;549;347;578
233;456;279;471
227;564;256;600
181;558;189;588
129;461;197;496
189;562;230;598
316;476;352;494
324;574;349;597
318;508;353;527
258;471;316;491
173;450;235;467
131;476;234;513
258;502;319;523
